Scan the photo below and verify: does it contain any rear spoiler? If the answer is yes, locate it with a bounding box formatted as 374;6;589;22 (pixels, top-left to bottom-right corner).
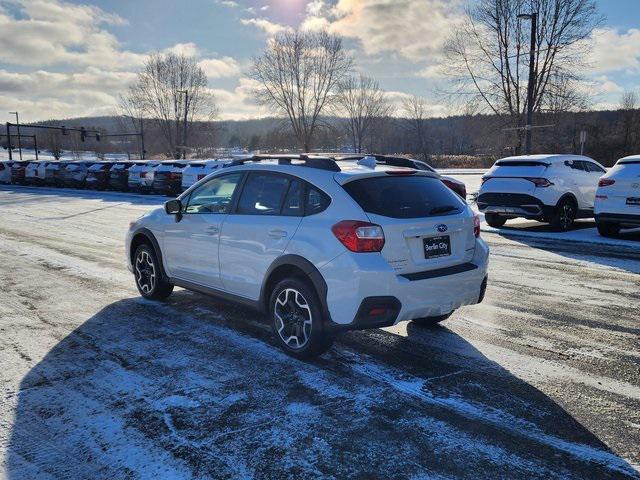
494;160;550;167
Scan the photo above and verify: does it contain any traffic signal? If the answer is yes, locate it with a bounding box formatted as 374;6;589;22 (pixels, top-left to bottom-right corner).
80;127;86;142
95;133;101;142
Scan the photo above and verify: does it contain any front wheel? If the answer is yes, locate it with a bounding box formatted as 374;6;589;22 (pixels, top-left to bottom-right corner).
411;311;453;327
485;213;507;228
550;198;576;232
270;278;333;359
597;221;620;237
133;244;173;300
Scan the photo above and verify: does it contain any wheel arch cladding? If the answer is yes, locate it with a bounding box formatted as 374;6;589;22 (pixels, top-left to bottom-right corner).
261;255;329;319
130;228;167;277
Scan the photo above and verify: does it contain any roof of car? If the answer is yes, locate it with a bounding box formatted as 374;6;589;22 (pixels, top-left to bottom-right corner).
618;155;640;164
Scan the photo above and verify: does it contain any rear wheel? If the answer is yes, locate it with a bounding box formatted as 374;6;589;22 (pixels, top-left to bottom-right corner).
597;221;620;237
133;244;173;300
270;277;333;359
550;198;576;232
485;213;507;228
411;312;453;327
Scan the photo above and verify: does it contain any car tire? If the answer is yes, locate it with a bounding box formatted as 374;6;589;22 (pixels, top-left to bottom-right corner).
411;311;453;327
485;213;507;228
133;244;173;300
597;221;620;237
550;198;576;232
269;277;333;359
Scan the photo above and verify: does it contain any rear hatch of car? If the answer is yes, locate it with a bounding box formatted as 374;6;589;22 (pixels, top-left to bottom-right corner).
602;160;640;213
481;159;551;195
341;172;476;275
153;163;187;189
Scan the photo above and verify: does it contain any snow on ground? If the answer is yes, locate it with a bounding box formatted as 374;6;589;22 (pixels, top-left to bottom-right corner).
0;185;638;479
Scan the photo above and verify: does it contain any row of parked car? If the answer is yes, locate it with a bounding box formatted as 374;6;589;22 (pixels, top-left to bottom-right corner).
477;153;640;237
0;159;232;195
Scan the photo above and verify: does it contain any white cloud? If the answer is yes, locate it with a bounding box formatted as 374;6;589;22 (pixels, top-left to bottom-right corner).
199;57;242;78
216;0;239;7
164;42;201;57
209;77;269;120
322;0;464;62
241;17;291;36
588;28;640;74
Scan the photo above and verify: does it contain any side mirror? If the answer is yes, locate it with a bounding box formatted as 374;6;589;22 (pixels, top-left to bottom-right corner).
165;199;182;215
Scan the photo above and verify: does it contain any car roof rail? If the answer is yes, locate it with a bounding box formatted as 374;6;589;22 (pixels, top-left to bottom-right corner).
227;154;341;172
329;153;431;170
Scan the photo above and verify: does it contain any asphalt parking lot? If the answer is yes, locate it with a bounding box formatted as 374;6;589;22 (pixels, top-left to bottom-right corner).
0;183;639;479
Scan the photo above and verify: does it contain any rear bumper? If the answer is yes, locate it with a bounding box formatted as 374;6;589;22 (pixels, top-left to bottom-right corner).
320;238;490;328
477;193;553;218
595;213;640;227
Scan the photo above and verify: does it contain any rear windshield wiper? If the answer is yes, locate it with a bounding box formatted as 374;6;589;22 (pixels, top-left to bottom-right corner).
429;205;459;215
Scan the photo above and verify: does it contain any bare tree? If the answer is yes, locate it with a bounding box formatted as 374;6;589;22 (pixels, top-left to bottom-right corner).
122;52;216;158
620;90;639;154
250;29;352;151
402;95;431;161
336;74;392;153
443;0;602;149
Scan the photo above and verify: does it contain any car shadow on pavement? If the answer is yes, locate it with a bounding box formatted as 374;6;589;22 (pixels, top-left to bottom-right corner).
0;184;169;207
5;292;639;479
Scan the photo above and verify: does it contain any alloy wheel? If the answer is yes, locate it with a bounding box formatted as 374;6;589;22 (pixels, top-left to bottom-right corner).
559;203;575;230
135;250;156;294
274;288;313;350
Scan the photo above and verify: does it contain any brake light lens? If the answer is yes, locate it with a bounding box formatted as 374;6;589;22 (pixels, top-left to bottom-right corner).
385;169;416;175
473;214;481;238
332;220;385;252
140;172;147;178
598;178;615;187
441;178;467;199
525;177;553;187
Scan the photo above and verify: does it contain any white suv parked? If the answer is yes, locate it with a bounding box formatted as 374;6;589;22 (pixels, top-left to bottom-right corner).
126;155;489;358
477;154;606;231
181;159;230;191
595;155;640;236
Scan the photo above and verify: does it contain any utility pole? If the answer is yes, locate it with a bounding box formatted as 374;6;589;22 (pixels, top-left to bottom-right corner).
139;117;145;160
5;122;11;161
518;12;537;155
177;90;188;159
9;111;22;160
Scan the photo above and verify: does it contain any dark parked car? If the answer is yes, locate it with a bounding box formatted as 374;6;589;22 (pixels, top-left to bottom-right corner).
108;162;137;191
86;162;115;190
151;162;188;195
10;161;30;185
60;162;90;188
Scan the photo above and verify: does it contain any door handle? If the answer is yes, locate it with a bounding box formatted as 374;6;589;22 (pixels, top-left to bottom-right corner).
206;226;219;235
268;229;287;238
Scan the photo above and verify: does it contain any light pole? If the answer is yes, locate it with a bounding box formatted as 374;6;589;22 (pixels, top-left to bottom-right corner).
9;111;22;160
518;12;537;154
177;90;188;159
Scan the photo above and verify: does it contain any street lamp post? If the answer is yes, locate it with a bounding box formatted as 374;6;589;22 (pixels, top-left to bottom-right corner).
518;12;537;155
177;90;188;159
8;111;22;160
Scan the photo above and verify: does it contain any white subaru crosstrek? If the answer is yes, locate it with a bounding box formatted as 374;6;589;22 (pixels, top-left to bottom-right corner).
126;155;489;358
477;154;606;231
595;155;640;236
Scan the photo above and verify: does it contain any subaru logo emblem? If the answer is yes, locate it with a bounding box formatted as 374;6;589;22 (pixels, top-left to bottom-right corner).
436;224;448;233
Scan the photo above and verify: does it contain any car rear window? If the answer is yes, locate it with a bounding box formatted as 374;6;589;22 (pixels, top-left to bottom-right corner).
343;175;465;219
619;160;640;165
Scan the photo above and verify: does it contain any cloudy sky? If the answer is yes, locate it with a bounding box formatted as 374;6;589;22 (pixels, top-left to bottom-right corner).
0;0;639;122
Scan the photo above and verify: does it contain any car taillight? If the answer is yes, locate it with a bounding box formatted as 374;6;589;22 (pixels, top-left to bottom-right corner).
598;178;615;187
525;177;553;187
140;172;147;178
473;214;481;238
331;220;385;253
385;169;416;175
441;179;467;199
197;174;206;180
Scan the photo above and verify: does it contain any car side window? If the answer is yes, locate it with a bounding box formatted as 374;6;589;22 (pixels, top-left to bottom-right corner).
282;179;304;216
237;172;290;215
585;162;605;173
305;185;331;216
185;172;243;214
